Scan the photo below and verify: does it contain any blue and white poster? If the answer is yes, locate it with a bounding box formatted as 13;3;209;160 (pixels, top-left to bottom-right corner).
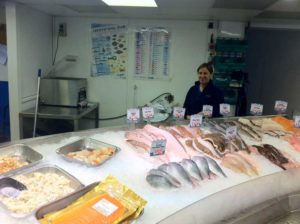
91;24;128;78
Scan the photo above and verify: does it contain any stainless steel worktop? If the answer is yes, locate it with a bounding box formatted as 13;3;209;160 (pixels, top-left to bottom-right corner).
18;103;99;139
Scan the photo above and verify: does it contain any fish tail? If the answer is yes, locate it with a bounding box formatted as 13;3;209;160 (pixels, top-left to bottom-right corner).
190;176;200;187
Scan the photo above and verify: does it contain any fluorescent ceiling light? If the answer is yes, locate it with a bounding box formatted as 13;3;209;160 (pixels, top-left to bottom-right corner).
102;0;157;7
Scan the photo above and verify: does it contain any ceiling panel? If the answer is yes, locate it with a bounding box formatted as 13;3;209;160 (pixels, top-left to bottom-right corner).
256;11;300;20
213;0;278;10
28;4;79;16
155;0;215;8
65;5;116;13
267;0;300;12
4;0;300;22
13;0;106;6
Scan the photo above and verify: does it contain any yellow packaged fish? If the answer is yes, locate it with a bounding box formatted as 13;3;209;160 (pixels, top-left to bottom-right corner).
39;175;147;224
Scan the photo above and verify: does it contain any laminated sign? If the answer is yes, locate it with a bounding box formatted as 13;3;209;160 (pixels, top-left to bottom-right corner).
142;107;154;119
294;116;300;128
220;103;231;116
190;114;203;128
274;100;288;114
150;139;166;156
250;103;263;116
173;107;185;119
226;126;237;140
203;105;213;117
127;108;140;123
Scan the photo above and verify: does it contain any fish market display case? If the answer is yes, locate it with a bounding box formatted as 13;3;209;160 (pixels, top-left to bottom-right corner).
0;115;300;224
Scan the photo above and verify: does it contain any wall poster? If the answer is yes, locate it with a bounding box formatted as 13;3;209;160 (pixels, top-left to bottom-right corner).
91;24;128;78
135;27;171;80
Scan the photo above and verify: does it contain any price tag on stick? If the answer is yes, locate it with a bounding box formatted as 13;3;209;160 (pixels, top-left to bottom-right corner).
226;126;238;140
150;139;167;156
127;108;140;123
190;114;203;128
294;116;300;128
220;104;231;116
274;100;288;114
142;107;154;119
250;103;263;116
173;107;185;120
203;105;213;117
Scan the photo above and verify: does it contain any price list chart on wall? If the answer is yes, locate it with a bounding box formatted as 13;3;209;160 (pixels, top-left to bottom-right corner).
135;28;170;80
90;24;128;79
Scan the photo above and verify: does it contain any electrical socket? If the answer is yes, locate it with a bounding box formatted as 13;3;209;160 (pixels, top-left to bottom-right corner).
58;23;67;37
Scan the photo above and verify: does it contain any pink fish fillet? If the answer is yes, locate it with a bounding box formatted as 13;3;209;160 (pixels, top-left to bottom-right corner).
126;131;152;146
289;136;300;152
143;124;190;162
174;126;194;138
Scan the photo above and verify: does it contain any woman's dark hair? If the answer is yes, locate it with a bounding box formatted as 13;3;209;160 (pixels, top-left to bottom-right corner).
197;62;213;74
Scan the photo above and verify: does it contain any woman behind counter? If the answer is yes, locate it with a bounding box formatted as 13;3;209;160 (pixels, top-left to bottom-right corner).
184;62;224;119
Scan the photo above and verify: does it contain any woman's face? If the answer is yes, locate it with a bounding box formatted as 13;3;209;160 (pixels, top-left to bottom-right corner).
198;67;212;85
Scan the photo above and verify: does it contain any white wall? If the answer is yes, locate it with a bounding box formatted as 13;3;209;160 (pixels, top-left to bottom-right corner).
0;6;7;81
6;3;52;140
54;17;208;127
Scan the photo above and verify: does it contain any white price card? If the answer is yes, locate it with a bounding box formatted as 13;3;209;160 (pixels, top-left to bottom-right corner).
127;108;140;123
294;116;300;128
250;103;263;116
226;126;238;140
173;107;185;119
190;114;203;128
203;105;213;117
150;139;167;156
220;103;231;116
142;107;154;119
274;100;288;113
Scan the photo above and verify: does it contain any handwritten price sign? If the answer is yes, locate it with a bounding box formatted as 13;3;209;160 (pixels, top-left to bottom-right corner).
203;105;213;117
226;126;238;140
250;103;263;116
150;139;167;156
220;103;231;116
173;107;185;119
274;100;288;113
142;107;154;119
127;108;140;123
294;116;300;128
190;114;203;128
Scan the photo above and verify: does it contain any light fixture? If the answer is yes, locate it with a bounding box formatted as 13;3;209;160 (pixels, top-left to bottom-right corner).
102;0;157;7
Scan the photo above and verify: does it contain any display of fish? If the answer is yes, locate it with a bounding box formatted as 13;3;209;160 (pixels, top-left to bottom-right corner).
289;135;300;152
158;162;199;187
236;118;262;141
180;159;203;180
204;156;227;178
147;155;228;188
174;126;194;138
202;133;227;153
253;144;288;170
192;156;214;179
144;125;190;161
224;153;258;176
193;138;220;159
146;169;181;188
221;155;253;176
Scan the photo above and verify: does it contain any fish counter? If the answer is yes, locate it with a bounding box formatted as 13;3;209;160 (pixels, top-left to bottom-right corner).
1;116;300;223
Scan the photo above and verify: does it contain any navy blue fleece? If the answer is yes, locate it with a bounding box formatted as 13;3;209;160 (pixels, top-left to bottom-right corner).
183;81;224;118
